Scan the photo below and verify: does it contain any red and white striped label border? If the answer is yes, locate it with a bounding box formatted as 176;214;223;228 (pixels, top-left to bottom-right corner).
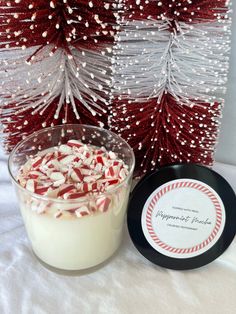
146;181;223;255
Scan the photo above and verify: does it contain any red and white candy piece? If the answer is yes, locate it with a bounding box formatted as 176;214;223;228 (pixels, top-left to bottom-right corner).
58;154;76;165
57;184;76;198
83;174;102;183
32;156;43;169
96;196;111;212
71;168;84;182
49;159;61;171
80;167;91;176
35;186;51;195
26;179;36;192
105;166;120;178
58;144;72;155
67;139;83;149
27;170;44;179
49;172;65;187
108;151;117;160
66;192;87;199
50;172;64;181
95;155;106;165
75;206;90;218
41;152;54;166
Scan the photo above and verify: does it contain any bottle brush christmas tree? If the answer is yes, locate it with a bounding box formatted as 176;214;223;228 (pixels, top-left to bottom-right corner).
0;0;232;177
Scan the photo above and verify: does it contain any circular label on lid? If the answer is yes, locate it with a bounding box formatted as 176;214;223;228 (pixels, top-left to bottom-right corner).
141;179;226;259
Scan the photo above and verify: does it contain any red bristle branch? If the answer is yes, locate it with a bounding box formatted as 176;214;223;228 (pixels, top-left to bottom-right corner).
123;0;229;23
110;94;221;177
0;0;117;52
2;97;107;150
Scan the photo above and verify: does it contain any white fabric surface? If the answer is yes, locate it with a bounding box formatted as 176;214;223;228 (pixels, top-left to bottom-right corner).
0;146;236;314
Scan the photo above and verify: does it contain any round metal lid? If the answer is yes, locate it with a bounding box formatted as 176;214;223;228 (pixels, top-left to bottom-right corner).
127;164;236;270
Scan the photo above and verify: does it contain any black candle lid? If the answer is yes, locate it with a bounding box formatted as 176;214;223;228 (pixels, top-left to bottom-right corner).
127;163;236;270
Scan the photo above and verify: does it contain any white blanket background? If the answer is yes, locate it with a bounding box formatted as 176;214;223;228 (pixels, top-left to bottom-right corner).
0;146;236;314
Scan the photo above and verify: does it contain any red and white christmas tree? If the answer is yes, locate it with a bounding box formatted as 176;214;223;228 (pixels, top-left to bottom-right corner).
109;0;231;176
0;0;118;148
0;0;232;177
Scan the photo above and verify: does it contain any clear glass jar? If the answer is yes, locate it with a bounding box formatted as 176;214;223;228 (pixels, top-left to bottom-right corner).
8;124;135;271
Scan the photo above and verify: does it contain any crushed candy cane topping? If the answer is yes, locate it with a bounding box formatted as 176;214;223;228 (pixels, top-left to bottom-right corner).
17;140;129;218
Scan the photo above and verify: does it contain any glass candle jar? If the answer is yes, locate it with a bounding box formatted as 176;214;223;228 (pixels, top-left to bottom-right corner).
8;124;135;271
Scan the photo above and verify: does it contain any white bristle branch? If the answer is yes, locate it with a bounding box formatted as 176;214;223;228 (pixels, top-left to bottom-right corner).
111;17;231;107
0;44;112;121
